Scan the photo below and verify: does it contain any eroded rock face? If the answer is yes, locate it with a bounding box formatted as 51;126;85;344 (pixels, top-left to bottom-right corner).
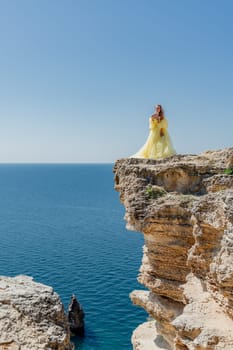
0;275;74;350
114;147;233;350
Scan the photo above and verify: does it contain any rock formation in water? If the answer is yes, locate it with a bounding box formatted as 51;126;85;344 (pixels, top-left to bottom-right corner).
0;275;74;350
68;294;85;336
114;147;233;350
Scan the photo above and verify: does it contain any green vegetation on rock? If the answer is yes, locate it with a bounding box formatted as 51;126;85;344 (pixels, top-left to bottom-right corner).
145;184;167;200
224;168;233;175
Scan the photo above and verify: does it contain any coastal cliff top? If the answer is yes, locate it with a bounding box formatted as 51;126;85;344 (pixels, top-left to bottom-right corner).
115;147;233;169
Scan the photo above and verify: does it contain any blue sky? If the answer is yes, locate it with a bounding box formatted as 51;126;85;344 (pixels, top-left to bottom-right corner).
0;0;232;162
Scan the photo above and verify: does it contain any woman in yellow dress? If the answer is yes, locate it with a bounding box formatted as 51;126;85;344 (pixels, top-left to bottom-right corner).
130;104;176;159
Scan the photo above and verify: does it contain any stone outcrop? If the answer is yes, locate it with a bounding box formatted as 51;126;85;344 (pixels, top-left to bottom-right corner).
0;275;74;350
68;294;85;336
114;147;233;350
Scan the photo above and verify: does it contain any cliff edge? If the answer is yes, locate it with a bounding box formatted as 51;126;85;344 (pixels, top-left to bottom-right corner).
0;275;74;350
114;147;233;350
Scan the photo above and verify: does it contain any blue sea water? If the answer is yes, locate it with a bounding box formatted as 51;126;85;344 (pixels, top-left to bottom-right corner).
0;164;146;350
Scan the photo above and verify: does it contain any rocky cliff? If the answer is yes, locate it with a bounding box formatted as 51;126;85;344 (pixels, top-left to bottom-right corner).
114;147;233;350
0;275;74;350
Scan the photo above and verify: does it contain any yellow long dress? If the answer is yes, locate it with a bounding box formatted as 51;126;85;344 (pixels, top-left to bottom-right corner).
130;117;176;159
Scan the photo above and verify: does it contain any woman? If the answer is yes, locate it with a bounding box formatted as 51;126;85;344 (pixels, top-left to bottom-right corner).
130;105;176;159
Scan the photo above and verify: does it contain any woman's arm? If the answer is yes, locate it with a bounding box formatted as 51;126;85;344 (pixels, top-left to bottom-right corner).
152;114;164;122
159;118;168;136
160;128;165;137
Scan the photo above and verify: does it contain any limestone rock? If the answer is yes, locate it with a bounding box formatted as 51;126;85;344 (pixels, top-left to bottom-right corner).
114;147;233;350
132;321;171;350
0;275;74;350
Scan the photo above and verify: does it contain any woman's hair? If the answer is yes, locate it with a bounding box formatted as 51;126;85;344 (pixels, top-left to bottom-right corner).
157;104;164;118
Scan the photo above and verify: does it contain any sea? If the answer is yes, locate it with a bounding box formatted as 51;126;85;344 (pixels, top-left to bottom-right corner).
0;164;147;350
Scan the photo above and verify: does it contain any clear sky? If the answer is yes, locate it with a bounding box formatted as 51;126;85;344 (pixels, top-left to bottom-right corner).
0;0;232;163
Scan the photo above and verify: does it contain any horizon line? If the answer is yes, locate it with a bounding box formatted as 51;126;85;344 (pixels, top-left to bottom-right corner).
0;162;115;165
